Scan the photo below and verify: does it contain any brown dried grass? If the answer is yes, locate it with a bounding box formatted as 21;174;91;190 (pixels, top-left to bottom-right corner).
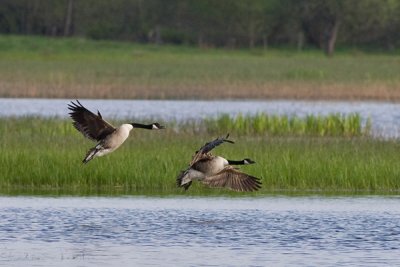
1;80;400;101
1;35;400;101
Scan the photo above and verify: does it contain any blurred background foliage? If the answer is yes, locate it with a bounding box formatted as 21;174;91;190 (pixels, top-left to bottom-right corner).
1;0;400;55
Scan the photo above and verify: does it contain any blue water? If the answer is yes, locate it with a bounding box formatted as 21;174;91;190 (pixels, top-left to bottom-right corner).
1;98;400;137
1;196;399;266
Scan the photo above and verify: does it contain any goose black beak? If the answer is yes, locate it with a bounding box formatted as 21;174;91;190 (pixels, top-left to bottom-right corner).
153;123;165;130
245;158;256;164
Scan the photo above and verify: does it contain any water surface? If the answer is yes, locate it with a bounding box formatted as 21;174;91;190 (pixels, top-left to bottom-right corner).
1;98;400;137
1;196;399;266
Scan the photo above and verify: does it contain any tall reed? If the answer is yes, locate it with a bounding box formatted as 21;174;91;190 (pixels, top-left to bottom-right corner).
203;113;370;137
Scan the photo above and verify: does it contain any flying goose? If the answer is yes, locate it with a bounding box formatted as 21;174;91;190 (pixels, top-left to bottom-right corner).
68;100;165;164
177;135;261;192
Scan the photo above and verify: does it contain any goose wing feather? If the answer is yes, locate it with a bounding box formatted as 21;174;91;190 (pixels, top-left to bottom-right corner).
190;134;234;165
68;100;115;141
202;166;262;192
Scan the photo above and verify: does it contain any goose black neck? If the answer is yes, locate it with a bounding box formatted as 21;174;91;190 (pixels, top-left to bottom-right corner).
131;123;152;129
227;159;246;165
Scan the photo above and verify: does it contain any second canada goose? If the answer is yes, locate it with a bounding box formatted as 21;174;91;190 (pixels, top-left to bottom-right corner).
68;100;165;164
177;135;261;192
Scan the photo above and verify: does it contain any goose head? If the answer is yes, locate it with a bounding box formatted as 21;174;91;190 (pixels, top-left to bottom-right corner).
130;122;165;130
151;122;165;130
243;158;256;164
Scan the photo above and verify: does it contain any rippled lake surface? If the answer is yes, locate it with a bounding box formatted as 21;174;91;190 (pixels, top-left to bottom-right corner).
1;196;399;267
1;98;400;137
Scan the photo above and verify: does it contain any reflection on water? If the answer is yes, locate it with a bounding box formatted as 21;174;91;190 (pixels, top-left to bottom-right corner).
0;196;399;267
1;98;400;137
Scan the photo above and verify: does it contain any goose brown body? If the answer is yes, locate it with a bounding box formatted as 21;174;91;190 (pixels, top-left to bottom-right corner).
177;135;262;192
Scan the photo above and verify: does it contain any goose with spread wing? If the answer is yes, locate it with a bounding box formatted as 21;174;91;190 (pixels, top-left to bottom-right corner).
177;135;261;192
68;100;165;164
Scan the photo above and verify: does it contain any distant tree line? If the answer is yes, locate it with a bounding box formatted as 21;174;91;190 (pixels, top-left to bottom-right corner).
1;0;400;55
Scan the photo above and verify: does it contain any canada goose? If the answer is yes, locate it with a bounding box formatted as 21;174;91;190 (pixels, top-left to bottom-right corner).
68;100;165;164
177;135;261;192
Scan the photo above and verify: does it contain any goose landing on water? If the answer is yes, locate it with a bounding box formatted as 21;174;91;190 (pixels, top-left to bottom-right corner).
68;100;165;164
177;135;262;192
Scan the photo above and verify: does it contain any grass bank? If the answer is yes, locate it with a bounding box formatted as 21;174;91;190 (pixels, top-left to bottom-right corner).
1;35;400;100
0;117;398;195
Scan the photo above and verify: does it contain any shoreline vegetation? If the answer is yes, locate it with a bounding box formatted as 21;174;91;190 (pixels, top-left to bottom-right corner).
1;35;399;196
2;116;400;196
1;35;400;101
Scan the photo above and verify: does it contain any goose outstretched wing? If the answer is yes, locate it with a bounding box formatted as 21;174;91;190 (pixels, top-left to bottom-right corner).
68;100;115;142
190;134;234;165
202;166;262;192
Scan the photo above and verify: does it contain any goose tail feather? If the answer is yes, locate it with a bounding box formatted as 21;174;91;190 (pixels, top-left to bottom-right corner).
177;170;192;191
82;147;100;164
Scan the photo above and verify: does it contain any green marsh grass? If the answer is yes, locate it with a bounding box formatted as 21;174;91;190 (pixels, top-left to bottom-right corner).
203;113;369;137
1;35;400;100
1;116;399;195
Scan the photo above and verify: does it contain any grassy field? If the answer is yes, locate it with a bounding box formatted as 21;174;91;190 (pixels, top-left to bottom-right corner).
1;116;399;196
1;35;400;100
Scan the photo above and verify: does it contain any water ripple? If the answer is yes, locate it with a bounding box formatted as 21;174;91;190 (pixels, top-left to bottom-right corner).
0;196;400;266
